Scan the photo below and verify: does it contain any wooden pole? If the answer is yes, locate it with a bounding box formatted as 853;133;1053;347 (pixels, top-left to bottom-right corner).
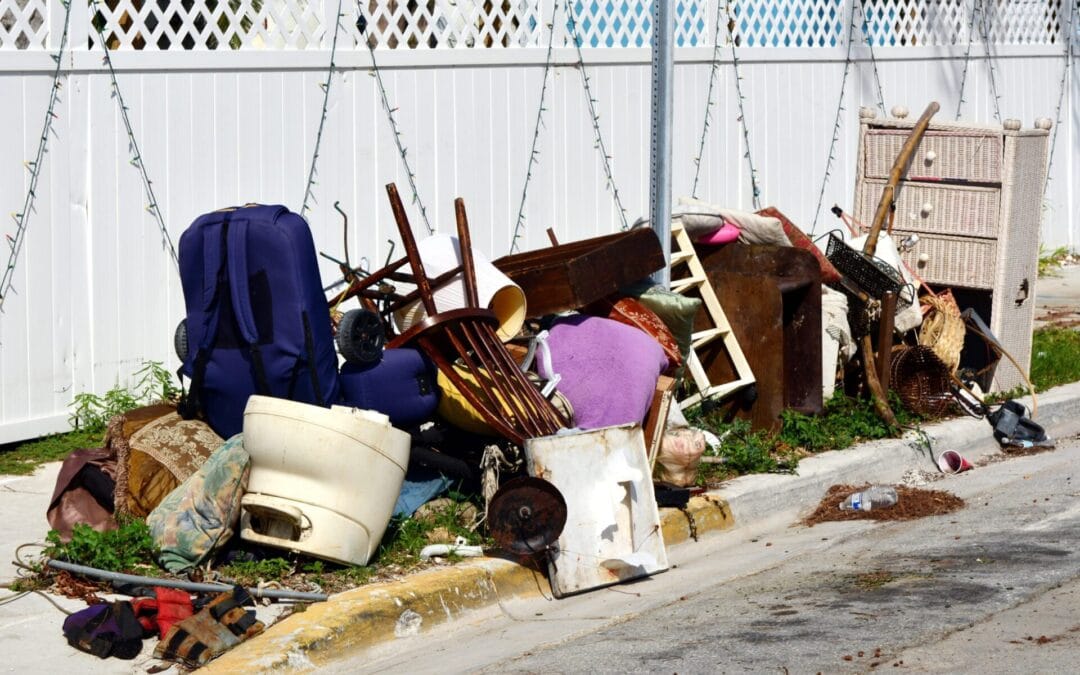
860;101;940;428
876;290;897;391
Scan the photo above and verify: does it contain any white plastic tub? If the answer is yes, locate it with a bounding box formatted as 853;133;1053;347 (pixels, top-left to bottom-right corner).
240;395;410;566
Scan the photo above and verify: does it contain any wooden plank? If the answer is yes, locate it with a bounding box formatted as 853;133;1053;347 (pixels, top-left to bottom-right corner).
492;228;664;317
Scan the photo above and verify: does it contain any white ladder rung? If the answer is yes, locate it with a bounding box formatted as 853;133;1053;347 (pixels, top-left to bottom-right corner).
690;327;726;347
670;275;706;292
670;250;694;265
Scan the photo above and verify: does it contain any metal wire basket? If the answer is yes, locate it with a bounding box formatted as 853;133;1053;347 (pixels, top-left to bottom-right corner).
825;233;913;309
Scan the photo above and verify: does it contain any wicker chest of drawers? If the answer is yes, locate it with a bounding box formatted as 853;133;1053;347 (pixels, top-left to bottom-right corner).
852;107;1052;391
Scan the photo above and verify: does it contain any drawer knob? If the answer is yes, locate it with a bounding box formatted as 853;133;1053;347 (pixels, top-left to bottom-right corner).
918;253;930;265
924;150;937;164
921;202;934;216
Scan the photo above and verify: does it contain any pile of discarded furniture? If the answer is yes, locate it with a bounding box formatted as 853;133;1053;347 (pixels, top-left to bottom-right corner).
42;101;1054;666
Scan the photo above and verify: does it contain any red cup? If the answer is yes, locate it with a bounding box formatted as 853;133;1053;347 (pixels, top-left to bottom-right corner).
937;450;973;474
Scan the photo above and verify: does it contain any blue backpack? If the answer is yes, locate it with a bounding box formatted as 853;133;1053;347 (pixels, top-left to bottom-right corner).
176;205;340;437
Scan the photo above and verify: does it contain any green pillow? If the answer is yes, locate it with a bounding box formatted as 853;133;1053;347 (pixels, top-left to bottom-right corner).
624;282;702;363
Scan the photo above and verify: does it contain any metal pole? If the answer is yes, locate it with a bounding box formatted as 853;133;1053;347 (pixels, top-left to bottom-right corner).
649;0;675;288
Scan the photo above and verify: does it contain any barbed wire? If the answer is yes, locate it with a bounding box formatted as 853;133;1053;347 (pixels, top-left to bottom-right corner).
510;0;561;254
690;0;727;198
300;0;346;219
955;0;981;119
724;0;761;210
1044;0;1077;193
566;1;629;231
357;6;434;235
857;0;887;114
810;0;859;235
974;0;1003;123
88;0;177;267
0;0;74;315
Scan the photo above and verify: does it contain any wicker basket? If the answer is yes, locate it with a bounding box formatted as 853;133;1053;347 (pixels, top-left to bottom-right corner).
890;345;954;418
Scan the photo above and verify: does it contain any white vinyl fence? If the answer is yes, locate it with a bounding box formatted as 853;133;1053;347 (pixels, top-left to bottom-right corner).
1;0;1077;442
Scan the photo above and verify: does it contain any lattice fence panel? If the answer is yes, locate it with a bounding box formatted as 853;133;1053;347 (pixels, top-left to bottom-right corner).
730;0;845;48
862;0;968;47
90;0;325;50
0;0;47;49
346;0;545;49
5;0;1073;51
982;0;1065;45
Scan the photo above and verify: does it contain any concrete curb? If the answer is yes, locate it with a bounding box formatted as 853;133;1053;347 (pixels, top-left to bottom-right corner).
207;382;1080;672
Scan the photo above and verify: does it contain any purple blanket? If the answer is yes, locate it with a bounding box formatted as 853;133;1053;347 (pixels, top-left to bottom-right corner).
539;315;667;430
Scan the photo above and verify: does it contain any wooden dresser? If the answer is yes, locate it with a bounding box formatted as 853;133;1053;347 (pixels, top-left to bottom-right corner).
852;106;1052;391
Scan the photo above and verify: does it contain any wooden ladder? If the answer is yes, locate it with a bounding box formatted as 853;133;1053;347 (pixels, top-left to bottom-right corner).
669;220;755;409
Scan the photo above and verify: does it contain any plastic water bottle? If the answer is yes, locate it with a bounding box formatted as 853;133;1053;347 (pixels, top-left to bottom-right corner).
838;485;898;512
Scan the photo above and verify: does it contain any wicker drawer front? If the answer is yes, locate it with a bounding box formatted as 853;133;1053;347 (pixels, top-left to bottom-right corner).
864;130;1002;183
897;231;996;289
856;179;999;238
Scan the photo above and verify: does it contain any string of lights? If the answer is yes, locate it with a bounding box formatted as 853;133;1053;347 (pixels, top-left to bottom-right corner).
724;0;761;210
1044;0;1077;193
300;0;346;219
974;0;1003;124
566;0;629;231
857;0;887;114
809;0;859;235
690;0;727;198
510;0;561;254
358;7;434;235
955;0;981;120
89;0;177;266
1;0;74;314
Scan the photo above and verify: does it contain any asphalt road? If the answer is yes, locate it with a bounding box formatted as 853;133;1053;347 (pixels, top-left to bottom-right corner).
335;437;1080;674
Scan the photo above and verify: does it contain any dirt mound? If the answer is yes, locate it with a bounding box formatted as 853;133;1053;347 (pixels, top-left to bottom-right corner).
801;483;964;526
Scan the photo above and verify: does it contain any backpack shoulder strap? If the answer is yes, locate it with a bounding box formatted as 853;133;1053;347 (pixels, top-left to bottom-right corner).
178;215;231;420
225;214;270;394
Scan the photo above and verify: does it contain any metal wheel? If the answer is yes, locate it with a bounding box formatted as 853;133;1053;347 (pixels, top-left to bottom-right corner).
174;318;189;362
336;308;385;365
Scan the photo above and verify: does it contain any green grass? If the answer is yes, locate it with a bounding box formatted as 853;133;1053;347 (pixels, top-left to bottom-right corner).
44;519;158;574
1037;245;1071;278
0;430;103;476
780;392;921;453
217;557;294;586
374;495;487;568
1031;327;1080;392
691;392;922;487
1;359;179;476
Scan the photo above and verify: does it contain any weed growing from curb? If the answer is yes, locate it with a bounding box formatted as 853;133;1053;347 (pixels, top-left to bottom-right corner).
692;392;923;487
44;519;159;574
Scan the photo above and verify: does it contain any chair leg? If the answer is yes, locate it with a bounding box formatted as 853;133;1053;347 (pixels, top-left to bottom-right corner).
386;183;439;316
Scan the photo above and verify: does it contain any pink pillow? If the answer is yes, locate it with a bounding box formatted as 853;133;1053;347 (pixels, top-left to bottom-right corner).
539;315;667;430
693;221;740;245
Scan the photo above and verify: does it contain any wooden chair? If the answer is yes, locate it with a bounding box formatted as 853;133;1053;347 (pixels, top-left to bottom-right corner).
377;183;566;445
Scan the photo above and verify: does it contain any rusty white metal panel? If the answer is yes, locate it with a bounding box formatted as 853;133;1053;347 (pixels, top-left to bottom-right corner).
525;424;668;598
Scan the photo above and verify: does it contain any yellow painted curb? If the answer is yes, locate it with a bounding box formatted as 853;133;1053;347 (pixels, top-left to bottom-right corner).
206;493;735;671
205;557;549;672
659;494;736;546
